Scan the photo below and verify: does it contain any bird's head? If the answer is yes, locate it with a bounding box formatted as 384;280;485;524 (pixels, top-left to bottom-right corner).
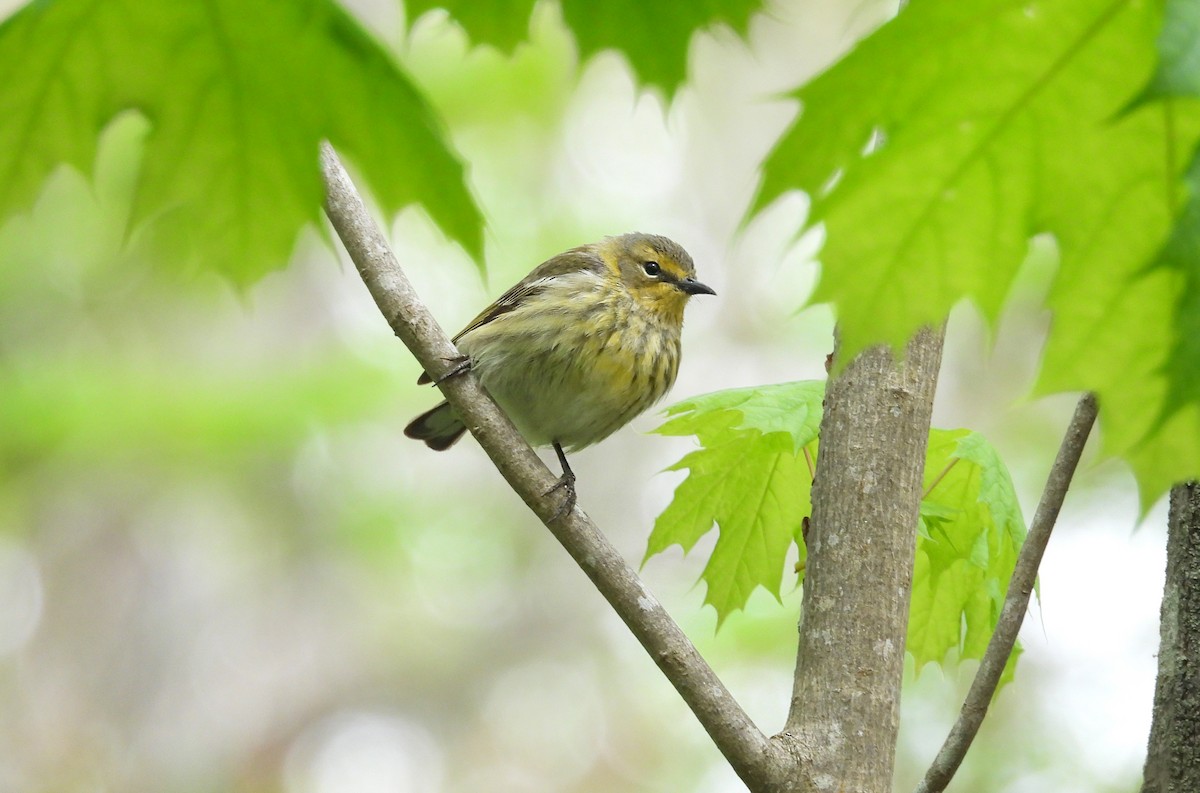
601;233;715;324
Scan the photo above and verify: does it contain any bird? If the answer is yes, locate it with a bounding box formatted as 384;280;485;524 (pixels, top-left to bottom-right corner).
404;232;715;518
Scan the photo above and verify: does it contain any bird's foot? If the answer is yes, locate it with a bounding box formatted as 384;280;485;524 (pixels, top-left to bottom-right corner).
545;469;577;522
433;355;472;385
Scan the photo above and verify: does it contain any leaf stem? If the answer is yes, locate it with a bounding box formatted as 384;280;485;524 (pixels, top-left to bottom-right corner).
914;393;1098;793
922;457;960;501
803;444;816;481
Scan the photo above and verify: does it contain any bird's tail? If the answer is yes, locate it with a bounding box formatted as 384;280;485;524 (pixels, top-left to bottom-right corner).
404;401;467;451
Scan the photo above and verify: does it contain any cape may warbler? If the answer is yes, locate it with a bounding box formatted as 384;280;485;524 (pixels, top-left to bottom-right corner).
404;232;714;516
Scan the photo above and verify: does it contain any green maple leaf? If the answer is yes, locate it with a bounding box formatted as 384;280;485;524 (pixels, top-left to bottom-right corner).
1034;103;1200;508
0;0;483;285
1083;140;1200;506
560;0;760;97
646;381;823;624
408;0;764;97
1109;0;1200;507
651;384;1026;680
1149;0;1200;423
755;0;1169;345
406;0;539;54
754;0;1200;505
911;430;1025;679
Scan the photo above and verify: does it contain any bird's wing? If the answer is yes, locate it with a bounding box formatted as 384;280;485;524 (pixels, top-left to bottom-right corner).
415;246;603;385
452;246;603;341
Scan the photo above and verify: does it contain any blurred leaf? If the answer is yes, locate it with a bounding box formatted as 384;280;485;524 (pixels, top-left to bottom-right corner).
754;0;1200;506
1035;103;1200;509
0;0;483;284
0;351;400;469
560;0;761;97
409;0;764;96
647;382;822;624
757;0;1167;343
1152;150;1200;427
407;0;539;53
911;430;1025;682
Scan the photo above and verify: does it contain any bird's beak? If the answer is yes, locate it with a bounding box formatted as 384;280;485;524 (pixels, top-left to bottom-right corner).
677;277;716;296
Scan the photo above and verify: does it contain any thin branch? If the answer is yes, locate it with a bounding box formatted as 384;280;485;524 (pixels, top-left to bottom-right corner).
318;143;784;790
915;392;1099;793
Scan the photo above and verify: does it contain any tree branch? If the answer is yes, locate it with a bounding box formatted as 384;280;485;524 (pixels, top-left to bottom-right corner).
785;326;945;793
318;142;784;790
914;392;1099;793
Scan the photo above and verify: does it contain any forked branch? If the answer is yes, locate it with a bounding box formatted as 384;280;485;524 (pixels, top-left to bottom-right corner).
915;392;1099;793
318;143;785;790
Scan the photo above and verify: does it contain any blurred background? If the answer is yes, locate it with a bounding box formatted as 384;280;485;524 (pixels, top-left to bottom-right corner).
0;0;1166;791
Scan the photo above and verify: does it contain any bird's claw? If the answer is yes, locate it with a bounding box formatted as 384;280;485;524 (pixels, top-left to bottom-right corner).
433;355;472;385
545;470;577;522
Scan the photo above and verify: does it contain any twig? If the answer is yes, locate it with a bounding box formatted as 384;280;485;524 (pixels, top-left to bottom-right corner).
318;142;783;790
914;392;1099;793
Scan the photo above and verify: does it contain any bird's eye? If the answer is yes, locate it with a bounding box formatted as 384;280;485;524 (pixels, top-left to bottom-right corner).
642;261;661;276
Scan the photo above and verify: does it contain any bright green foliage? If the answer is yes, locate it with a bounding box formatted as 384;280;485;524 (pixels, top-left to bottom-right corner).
408;0;764;96
0;350;400;469
756;0;1169;339
646;382;823;624
651;388;1025;675
1157;153;1200;432
559;0;760;97
1120;0;1200;504
911;430;1025;677
0;0;482;284
1035;104;1200;508
1104;140;1200;501
406;0;540;53
755;0;1200;506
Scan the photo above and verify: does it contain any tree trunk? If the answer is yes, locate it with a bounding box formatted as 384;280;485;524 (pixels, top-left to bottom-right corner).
780;327;944;793
1143;482;1200;793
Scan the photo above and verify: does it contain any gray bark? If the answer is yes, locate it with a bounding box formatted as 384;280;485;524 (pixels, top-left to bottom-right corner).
780;328;944;793
1143;482;1200;793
